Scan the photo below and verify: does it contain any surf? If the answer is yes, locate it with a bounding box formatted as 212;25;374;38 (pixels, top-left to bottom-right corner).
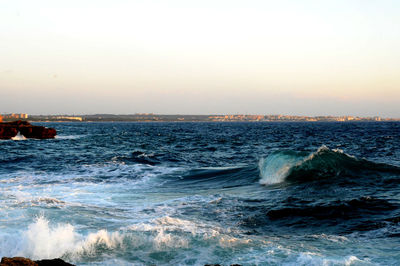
259;145;400;185
11;131;27;141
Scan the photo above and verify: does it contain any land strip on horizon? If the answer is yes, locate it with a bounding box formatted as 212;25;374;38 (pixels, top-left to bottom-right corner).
1;113;399;122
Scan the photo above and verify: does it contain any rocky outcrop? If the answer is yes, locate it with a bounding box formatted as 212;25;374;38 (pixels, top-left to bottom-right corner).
35;259;74;266
0;257;37;266
0;125;18;139
0;257;74;266
0;121;56;139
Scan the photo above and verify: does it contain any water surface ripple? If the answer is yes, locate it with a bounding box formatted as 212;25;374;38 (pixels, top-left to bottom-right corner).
1;122;400;265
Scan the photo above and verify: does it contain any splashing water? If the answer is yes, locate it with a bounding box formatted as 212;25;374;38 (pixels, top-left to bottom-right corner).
11;131;27;141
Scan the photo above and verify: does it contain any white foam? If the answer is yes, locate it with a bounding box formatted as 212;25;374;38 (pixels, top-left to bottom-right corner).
78;229;124;255
128;215;249;250
258;152;303;185
23;216;78;259
55;135;85;140
0;216;125;260
153;229;189;249
287;253;366;266
308;234;349;243
129;216;219;238
11;131;26;141
0;216;374;265
1;215;235;260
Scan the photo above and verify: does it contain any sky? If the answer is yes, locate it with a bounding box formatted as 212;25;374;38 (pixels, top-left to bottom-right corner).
1;0;399;117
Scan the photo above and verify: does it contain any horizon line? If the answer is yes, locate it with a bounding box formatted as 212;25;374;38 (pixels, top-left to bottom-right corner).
2;113;399;119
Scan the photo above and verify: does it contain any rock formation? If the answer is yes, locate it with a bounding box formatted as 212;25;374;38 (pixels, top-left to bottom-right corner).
0;257;74;266
0;121;56;139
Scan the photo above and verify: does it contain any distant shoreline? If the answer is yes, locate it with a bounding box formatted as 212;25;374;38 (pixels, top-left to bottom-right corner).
2;114;399;123
27;120;400;123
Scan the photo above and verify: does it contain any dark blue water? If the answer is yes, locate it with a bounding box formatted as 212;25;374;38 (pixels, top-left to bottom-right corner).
1;122;400;265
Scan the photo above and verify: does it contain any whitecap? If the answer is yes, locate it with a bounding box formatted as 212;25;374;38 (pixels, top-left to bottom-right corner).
11;131;26;141
0;216;124;260
55;135;85;140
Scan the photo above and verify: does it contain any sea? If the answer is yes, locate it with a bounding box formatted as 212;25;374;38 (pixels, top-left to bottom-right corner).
1;122;400;265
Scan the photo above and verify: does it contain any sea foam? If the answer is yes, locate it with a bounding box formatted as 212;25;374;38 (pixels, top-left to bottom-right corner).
0;216;124;260
0;215;245;262
11;131;26;141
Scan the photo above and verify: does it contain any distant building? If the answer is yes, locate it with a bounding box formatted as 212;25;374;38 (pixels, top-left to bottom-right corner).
1;113;29;120
55;116;83;121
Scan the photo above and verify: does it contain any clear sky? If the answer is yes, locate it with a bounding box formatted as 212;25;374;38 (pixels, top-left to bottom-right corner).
1;0;399;117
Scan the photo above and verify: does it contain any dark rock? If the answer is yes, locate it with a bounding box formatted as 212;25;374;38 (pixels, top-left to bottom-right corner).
19;126;57;139
0;121;56;139
35;258;74;266
6;120;31;127
0;257;74;266
1;257;37;266
0;126;18;139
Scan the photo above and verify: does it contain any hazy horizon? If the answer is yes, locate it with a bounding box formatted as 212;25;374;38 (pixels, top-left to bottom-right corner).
1;0;399;117
3;112;399;119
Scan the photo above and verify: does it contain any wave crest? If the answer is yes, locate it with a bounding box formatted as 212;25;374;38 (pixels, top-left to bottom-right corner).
0;215;249;263
259;145;400;185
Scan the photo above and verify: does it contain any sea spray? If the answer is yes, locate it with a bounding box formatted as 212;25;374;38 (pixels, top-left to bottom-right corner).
23;216;78;259
1;215;247;262
0;216;124;261
11;131;26;141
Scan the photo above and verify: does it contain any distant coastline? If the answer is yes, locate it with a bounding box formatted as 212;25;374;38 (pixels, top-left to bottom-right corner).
1;113;398;123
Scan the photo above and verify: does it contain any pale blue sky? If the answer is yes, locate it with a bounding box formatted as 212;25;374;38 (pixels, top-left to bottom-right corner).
1;0;399;116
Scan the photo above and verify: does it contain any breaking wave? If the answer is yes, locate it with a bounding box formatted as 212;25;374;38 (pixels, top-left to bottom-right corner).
259;145;400;185
2;216;124;260
11;131;27;141
0;216;250;263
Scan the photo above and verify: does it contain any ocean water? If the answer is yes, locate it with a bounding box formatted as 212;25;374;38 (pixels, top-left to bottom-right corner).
1;122;400;265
